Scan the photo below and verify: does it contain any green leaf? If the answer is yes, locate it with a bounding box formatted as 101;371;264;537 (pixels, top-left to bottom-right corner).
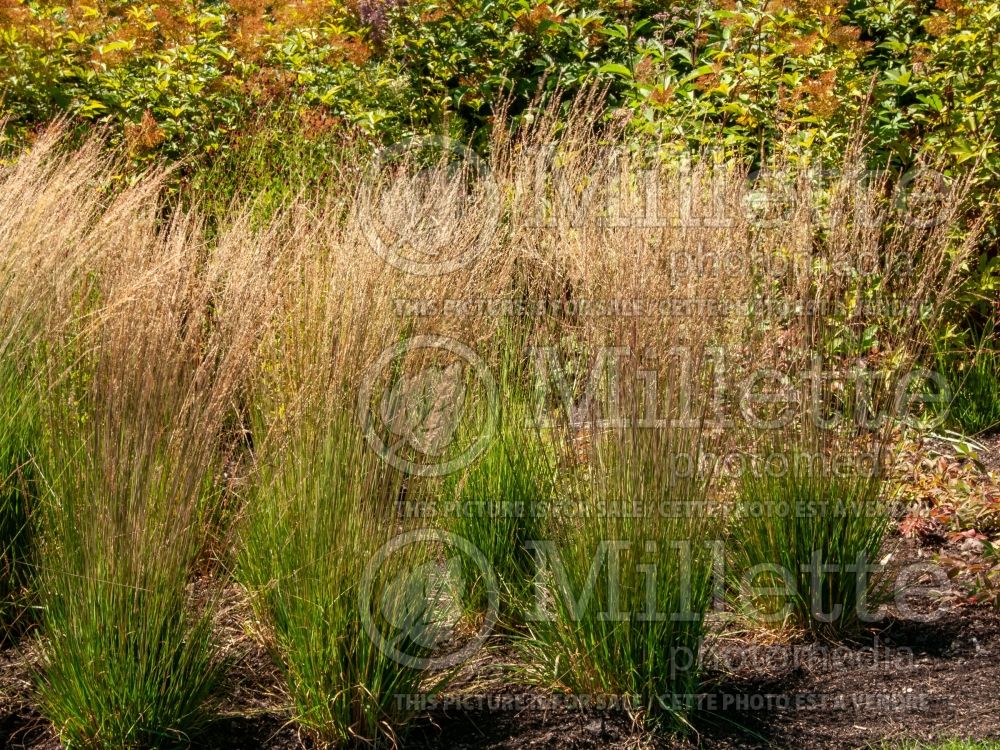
598;63;632;78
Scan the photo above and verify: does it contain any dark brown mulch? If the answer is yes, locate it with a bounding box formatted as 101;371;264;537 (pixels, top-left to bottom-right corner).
3;607;999;750
0;640;54;750
981;433;1000;476
395;605;1000;750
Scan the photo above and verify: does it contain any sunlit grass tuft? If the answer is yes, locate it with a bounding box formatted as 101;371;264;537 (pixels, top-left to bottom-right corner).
524;421;719;732
239;413;446;747
0;351;39;643
33;368;225;749
728;437;891;636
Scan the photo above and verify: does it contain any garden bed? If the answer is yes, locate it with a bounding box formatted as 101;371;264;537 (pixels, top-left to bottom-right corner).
3;438;998;750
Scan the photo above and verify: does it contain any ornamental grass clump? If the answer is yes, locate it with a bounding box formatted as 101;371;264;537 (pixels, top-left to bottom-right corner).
238;413;447;747
441;392;554;630
0;352;39;644
728;437;891;636
524;365;720;733
526;423;718;731
33;304;228;749
20;138;270;747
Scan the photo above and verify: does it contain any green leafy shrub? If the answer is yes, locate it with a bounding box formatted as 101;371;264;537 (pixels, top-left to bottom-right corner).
3;0;998;235
182;107;372;222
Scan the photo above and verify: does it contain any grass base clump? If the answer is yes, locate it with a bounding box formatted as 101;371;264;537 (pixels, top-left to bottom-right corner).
240;415;446;747
0;354;39;644
34;391;223;749
729;442;891;636
442;396;554;630
525;426;717;732
933;329;1000;436
30;227;244;747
